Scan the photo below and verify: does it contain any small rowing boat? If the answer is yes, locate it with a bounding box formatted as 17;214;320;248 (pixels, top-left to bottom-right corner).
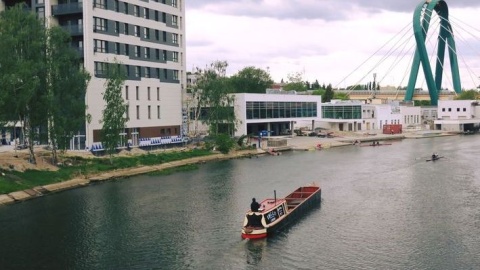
360;143;392;147
426;156;444;162
241;184;321;239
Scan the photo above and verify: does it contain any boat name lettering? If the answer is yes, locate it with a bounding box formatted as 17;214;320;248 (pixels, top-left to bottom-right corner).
265;209;278;224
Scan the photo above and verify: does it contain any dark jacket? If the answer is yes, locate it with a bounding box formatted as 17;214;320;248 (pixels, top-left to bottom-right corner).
251;200;260;212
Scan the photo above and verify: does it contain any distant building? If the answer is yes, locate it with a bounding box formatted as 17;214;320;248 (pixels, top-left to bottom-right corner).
434;100;480;132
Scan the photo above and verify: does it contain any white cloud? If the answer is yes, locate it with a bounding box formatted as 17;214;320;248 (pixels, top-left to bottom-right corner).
186;5;480;90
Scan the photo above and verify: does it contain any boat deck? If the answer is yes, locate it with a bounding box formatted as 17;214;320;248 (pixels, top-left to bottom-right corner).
257;198;286;213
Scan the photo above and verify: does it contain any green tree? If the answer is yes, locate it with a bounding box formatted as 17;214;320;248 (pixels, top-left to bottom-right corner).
333;92;350;100
45;27;90;163
283;72;307;92
230;66;273;93
101;62;127;161
312;80;320;90
455;90;478;100
0;5;47;164
323;84;334;102
189;61;238;138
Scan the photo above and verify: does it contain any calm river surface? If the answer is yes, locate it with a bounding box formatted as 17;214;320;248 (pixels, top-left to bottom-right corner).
1;136;480;270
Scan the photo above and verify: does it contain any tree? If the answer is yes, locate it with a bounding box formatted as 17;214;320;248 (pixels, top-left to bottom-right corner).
312;80;320;90
455;90;478;100
282;72;307;92
230;66;273;93
0;5;47;164
189;61;238;137
323;84;335;103
45;27;90;164
101;62;127;161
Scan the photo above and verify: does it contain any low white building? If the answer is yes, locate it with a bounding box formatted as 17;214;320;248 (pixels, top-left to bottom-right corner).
434;100;480;132
233;93;322;137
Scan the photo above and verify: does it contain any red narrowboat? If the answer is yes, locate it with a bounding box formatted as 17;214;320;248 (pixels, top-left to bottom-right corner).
241;184;321;239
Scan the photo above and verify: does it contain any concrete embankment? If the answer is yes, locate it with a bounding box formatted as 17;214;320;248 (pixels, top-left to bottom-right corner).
0;149;261;206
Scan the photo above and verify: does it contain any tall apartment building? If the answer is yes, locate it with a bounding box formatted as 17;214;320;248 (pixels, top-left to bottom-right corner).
0;0;186;149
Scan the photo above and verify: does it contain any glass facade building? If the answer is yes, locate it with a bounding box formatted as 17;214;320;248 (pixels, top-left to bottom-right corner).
322;105;362;119
246;101;317;120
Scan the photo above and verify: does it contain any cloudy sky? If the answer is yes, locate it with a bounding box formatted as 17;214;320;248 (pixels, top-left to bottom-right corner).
186;0;480;90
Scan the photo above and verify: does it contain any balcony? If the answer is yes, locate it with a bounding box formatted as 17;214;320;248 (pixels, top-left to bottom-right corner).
52;2;83;16
72;47;84;58
61;24;84;36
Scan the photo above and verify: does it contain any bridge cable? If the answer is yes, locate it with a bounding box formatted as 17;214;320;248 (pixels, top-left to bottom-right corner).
334;21;412;91
341;22;414;95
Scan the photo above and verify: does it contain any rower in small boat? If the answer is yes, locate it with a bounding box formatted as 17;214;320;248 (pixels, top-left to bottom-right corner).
431;153;439;160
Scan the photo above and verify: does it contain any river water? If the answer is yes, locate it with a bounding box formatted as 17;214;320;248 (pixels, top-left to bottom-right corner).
1;135;480;270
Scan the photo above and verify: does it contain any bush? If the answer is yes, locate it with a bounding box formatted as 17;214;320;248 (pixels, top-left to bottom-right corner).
214;134;236;154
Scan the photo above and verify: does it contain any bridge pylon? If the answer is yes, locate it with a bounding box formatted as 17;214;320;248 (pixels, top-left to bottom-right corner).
405;0;462;106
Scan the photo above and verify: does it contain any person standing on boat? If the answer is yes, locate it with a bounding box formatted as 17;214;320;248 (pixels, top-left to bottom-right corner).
251;198;260;212
432;153;438;160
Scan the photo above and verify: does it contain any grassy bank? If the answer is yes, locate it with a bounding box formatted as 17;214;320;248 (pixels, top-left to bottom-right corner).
0;149;212;194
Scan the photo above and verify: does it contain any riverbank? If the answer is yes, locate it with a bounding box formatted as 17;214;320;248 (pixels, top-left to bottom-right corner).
0;147;261;206
0;130;459;206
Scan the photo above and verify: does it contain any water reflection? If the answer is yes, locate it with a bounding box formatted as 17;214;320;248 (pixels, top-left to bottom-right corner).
245;239;266;266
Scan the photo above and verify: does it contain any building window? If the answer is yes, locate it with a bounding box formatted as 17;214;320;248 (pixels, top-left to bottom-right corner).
172;52;178;62
145;67;150;78
457;108;460;112
124;44;129;56
135;66;140;77
157;87;160;100
156;68;160;79
125;86;129;100
136;86;139;100
163;69;168;79
155;49;160;60
148;106;151;119
172;0;178;8
114;0;119;12
125;65;130;76
94;39;107;53
162;12;166;23
134;5;140;17
36;7;45;19
144;28;150;39
172;33;178;44
114;42;120;54
114;21;119;33
94;62;107;76
124;23;129;35
147;87;151;100
163;31;167;42
157;105;160;119
123;2;128;14
134;26;140;37
162;50;167;61
448;108;452;112
155;11;159;21
173;70;179;80
135;46;140;57
144;47;150;58
144;8;149;19
136;105;140;119
442;108;445;112
93;17;107;32
94;0;106;9
126;105;129;120
172;15;178;26
463;108;467;112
